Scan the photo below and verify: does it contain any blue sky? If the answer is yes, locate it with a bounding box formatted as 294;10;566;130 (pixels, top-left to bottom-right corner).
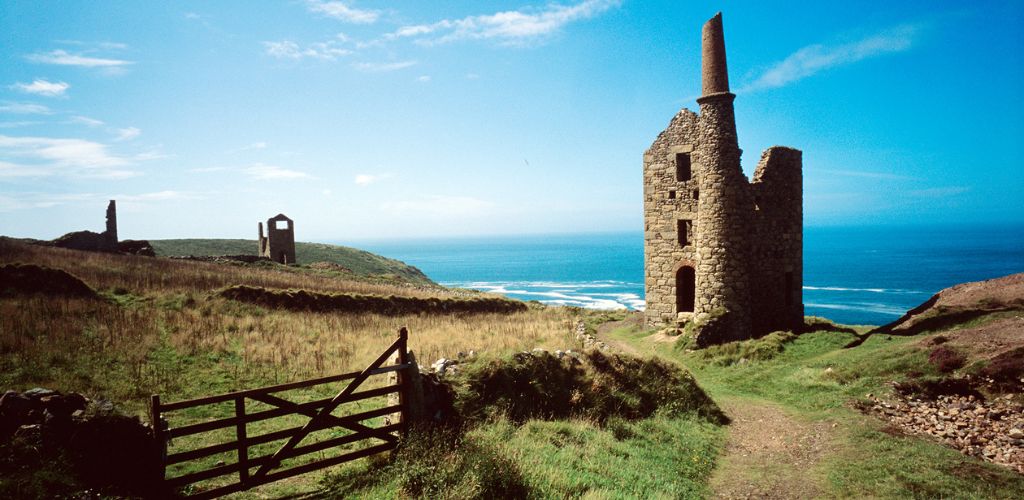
1;0;1022;242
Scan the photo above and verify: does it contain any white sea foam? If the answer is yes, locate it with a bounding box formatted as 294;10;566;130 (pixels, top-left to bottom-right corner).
447;280;644;311
804;302;905;316
803;285;923;294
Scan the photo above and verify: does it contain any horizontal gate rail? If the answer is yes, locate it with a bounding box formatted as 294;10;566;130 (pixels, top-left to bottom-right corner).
152;327;414;498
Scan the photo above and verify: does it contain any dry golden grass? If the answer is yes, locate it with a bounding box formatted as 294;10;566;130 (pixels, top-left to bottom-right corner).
0;239;577;416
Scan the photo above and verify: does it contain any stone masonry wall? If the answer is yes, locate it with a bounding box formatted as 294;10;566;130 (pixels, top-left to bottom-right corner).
750;146;804;333
643;110;700;325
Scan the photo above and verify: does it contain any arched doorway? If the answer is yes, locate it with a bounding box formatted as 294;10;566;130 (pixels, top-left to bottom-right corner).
676;267;695;313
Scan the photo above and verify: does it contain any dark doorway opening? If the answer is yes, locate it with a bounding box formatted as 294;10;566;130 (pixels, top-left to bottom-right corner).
676;266;696;313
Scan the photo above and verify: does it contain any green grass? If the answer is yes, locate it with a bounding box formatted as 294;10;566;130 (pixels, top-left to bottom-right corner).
600;313;1024;498
149;238;432;284
320;414;724;499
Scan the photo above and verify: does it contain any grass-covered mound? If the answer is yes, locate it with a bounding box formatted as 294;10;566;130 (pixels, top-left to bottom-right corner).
0;264;97;299
322;349;728;498
453;350;727;425
218;285;528;315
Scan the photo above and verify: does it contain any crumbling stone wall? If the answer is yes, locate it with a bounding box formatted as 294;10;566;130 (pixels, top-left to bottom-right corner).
258;213;296;265
643;13;804;341
51;200;119;253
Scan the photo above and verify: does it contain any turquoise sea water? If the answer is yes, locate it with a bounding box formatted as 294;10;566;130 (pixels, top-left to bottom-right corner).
354;224;1024;326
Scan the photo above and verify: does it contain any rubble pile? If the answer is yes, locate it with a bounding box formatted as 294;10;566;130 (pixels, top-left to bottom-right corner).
864;388;1023;474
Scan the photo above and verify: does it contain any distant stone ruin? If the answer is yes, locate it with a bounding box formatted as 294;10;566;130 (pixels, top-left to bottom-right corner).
48;200;154;256
643;13;804;344
52;200;120;253
258;213;296;264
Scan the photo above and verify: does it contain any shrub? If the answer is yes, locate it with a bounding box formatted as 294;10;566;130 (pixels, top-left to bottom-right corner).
452;350;727;425
694;331;797;366
928;346;966;373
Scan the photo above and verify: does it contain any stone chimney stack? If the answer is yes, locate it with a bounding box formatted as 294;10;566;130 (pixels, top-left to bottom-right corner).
701;12;730;96
104;200;118;248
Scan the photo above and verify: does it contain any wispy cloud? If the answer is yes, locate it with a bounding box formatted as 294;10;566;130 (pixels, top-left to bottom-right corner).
354;173;394;186
305;1;380;24
0;102;52;115
67;116;104;127
27;49;133;68
909;186;970;197
0;134;148;178
114;127;141;141
741;24;922;92
116;190;201;202
381;195;494;216
11;79;70;97
351;60;416;72
387;0;619;46
818;168;914;181
242;163;311;180
263;39;352;60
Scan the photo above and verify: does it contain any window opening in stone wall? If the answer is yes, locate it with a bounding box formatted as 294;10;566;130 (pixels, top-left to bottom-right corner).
677;219;691;246
675;153;691;181
676;267;696;313
785;271;793;307
668;190;676;199
693;189;699;201
272;221;290;230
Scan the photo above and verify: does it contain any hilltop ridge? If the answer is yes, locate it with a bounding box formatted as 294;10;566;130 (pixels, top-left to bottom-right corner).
149;238;433;285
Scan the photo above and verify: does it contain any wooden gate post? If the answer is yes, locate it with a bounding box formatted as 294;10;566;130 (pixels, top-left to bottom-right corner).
151;394;166;483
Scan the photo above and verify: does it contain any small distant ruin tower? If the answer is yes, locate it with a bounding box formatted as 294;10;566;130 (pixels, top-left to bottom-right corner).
104;200;118;250
258;214;296;264
643;13;803;343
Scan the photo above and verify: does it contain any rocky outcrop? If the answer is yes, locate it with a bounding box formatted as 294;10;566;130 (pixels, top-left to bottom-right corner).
0;387;160;496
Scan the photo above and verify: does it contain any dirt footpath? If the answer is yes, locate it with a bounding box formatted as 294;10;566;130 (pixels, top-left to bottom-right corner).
710;398;836;499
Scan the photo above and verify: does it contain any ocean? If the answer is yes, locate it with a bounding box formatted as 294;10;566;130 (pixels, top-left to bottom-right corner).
355;224;1024;326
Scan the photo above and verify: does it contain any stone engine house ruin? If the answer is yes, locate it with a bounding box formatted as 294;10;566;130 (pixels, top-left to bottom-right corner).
644;13;803;342
258;214;296;265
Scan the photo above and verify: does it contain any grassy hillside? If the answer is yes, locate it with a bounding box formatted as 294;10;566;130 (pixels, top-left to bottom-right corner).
149;238;432;285
599;310;1024;498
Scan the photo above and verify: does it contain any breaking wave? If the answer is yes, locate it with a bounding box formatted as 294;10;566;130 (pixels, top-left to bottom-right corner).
444;280;646;311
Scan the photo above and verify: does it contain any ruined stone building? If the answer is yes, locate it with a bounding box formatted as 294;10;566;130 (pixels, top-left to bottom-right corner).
52;200;119;253
258;214;296;264
644;13;803;343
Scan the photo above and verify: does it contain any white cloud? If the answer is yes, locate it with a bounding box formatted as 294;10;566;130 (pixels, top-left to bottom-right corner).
240;141;267;150
27;49;133;68
69;115;104;127
243;163;311;180
0;121;42;128
381;195;494;217
306;1;380;24
116;190;199;202
354;173;394;186
0;102;52;115
263;40;352;60
351;60;417;72
185;12;201;20
0;134;144;178
388;0;619;46
114;127;141;141
741;24;921;92
11;79;70;97
416;75;431;83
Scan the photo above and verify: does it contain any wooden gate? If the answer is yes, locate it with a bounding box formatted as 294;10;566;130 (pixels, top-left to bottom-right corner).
151;328;413;498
